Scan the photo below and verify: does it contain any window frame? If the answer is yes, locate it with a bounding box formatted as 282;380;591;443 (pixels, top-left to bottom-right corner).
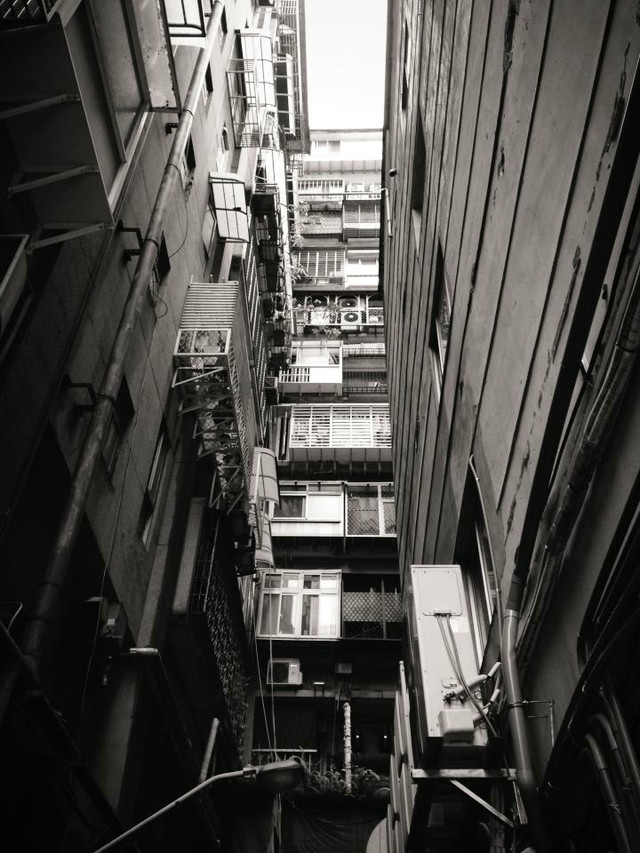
139;423;171;546
429;242;451;401
257;570;341;639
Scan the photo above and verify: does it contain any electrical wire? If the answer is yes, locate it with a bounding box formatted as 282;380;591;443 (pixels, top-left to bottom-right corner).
168;191;190;259
269;632;278;757
251;603;275;759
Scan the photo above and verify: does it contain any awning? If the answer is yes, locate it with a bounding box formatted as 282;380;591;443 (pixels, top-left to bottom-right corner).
250;447;281;505
209;173;250;242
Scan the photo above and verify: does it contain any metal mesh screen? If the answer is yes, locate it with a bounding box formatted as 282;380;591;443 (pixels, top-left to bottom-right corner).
347;489;380;535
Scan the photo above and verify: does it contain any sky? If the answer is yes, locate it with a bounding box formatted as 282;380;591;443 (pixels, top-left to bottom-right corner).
304;0;388;129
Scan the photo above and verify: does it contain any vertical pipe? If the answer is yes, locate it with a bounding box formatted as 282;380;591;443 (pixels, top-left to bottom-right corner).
584;733;633;853
20;3;224;683
343;700;352;794
502;608;548;852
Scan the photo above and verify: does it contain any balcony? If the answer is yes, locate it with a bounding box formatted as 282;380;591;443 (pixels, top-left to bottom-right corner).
279;341;342;394
285;404;392;463
227;31;276;149
171;500;252;755
0;0;207;248
173;281;260;508
270;480;396;540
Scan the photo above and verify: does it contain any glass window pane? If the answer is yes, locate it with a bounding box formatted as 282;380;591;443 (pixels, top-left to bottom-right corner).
301;594;319;635
278;595;295;635
282;573;300;589
320;574;338;589
265;573;282;588
318;595;338;636
273;495;306;517
303;575;320;589
260;593;280;634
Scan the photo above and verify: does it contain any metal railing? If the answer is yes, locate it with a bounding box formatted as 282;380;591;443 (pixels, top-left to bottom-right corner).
289;405;392;448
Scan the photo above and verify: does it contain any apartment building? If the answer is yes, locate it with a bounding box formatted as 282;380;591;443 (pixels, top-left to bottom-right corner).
250;128;401;849
381;1;640;852
0;1;308;850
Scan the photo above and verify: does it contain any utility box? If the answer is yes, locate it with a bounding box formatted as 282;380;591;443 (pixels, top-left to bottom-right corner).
405;565;488;767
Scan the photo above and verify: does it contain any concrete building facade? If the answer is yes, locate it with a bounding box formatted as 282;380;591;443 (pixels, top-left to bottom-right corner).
0;1;309;850
381;1;640;851
251;127;401;850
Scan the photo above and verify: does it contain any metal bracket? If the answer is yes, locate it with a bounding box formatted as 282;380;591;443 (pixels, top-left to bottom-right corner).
62;378;97;413
117;222;144;262
449;780;514;829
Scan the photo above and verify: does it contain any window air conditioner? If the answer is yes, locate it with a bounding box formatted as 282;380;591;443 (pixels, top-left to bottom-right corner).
340;310;362;328
267;658;303;686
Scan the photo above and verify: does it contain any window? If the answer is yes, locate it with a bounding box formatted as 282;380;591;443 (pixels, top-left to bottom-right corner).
429;242;451;398
274;494;306;518
295;248;345;279
179;136;196;194
271;482;342;522
140;424;171;545
411;111;426;239
101;378;134;475
202;195;218;257
148;236;170;305
312;139;341;153
216;126;230;172
401;21;410;110
258;571;340;638
218;8;228;49
454;466;499;667
201;64;213;107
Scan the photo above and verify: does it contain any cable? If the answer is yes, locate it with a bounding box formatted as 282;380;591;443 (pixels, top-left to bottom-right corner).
251;602;274;759
269;632;278;758
435;615;498;738
168;192;190;259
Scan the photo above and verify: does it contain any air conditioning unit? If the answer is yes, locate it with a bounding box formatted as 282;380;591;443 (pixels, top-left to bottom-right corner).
339;297;358;309
405;565;488;767
340;310;362;328
267;658;303;685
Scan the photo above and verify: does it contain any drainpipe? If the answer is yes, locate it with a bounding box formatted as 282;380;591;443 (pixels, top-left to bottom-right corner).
501;602;548;852
584;733;633;853
20;3;224;684
343;701;352;794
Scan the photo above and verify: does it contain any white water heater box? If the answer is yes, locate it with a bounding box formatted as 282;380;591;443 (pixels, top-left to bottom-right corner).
408;565;487;748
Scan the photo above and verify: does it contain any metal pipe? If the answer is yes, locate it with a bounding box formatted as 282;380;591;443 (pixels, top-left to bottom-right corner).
502;607;548;852
603;682;640;818
343;700;352;794
20;2;224;683
200;717;220;784
590;712;640;838
584;733;633;853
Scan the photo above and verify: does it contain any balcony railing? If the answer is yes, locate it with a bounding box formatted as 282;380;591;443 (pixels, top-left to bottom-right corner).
288;404;392;461
173;282;260;508
0;0;59;26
